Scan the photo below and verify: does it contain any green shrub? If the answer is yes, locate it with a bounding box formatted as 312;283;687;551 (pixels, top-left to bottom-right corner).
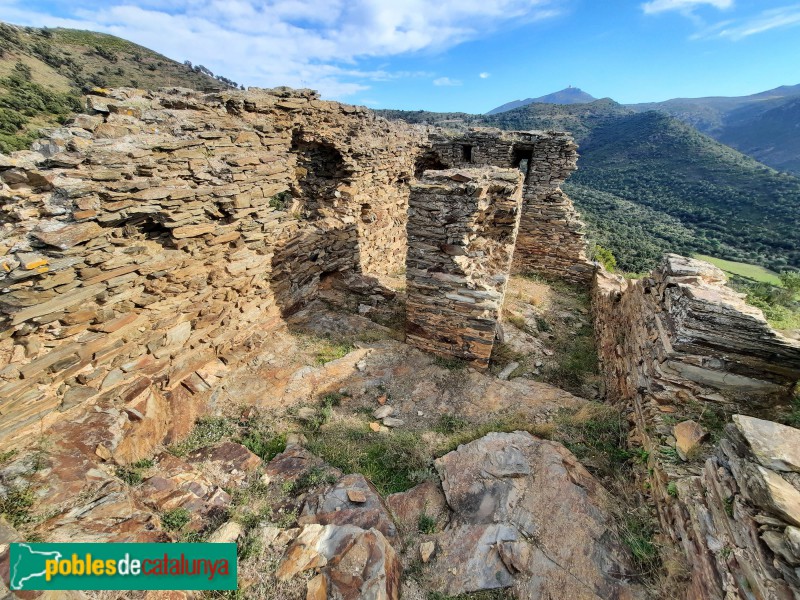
592;244;617;272
168;417;235;456
239;430;287;462
432;355;468;371
417;513;437;534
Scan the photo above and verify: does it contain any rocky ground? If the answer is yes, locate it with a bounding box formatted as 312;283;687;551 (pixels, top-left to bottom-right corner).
0;273;660;599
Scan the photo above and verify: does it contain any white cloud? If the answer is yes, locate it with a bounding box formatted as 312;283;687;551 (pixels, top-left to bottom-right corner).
711;5;800;39
1;0;565;98
433;77;462;86
479;72;491;78
642;0;732;14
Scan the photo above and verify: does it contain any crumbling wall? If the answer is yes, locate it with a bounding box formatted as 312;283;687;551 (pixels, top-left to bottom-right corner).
593;254;800;599
428;129;594;285
0;86;424;449
405;167;523;369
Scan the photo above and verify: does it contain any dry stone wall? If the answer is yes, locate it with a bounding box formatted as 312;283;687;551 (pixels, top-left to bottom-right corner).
593;254;800;599
0;86;424;449
405;167;523;369
0;86;587;452
427;129;595;285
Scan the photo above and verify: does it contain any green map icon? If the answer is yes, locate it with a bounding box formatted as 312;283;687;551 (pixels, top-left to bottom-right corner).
10;543;63;590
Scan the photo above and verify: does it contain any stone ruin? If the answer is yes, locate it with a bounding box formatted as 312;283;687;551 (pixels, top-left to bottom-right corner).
426;129;595;285
405;167;523;369
0;86;586;450
0;85;798;600
593;255;800;598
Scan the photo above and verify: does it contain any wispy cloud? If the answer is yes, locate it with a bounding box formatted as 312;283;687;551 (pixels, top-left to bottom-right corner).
0;0;566;98
641;0;732;14
479;72;491;78
433;77;462;86
700;5;800;40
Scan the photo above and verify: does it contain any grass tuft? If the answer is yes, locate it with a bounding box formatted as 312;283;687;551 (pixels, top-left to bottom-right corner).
433;355;468;371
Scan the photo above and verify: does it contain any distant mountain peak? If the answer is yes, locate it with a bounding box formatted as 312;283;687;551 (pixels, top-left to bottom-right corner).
486;87;598;115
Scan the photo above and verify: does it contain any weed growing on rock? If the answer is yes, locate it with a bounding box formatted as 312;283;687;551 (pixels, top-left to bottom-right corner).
619;507;659;575
435;414;555;456
785;395;800;427
115;458;154;485
290;466;337;494
0;486;35;528
313;339;354;365
428;590;514;599
417;513;437;534
542;332;598;395
239;430;287;462
161;507;191;531
168;417;235;457
0;449;18;464
433;414;470;435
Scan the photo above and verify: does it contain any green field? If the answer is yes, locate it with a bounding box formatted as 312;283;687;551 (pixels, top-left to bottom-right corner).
693;254;783;285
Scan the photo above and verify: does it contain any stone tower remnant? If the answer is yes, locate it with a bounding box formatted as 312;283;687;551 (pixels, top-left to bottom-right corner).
405;167;524;369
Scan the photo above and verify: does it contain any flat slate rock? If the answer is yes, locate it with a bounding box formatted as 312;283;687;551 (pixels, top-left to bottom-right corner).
431;431;641;599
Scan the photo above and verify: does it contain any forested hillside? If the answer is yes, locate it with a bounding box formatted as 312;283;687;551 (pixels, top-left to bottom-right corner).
0;22;238;153
630;84;800;175
380;101;800;273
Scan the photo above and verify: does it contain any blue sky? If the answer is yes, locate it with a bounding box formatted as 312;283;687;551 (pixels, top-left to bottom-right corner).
1;0;799;112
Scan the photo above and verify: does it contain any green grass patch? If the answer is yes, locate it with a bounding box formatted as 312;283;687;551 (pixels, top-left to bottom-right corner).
436;414;556;457
489;343;527;375
161;507;192;531
541;331;598;395
239;430;287;462
433;355;468;371
433;414;470;435
619;509;659;575
288;466;338;494
417;513;437;534
305;424;431;495
0;449;18;464
428;590;513;600
783;395;800;428
314;340;355;365
693;254;782;285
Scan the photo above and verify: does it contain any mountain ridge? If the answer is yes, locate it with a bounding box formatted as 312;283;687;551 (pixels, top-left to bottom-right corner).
486;86;597;115
378;99;800;273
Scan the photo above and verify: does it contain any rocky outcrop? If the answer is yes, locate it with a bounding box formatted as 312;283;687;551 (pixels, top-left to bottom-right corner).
277;523;401;600
405;167;523;368
428;431;639;599
662;416;800;599
428;129;594;285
